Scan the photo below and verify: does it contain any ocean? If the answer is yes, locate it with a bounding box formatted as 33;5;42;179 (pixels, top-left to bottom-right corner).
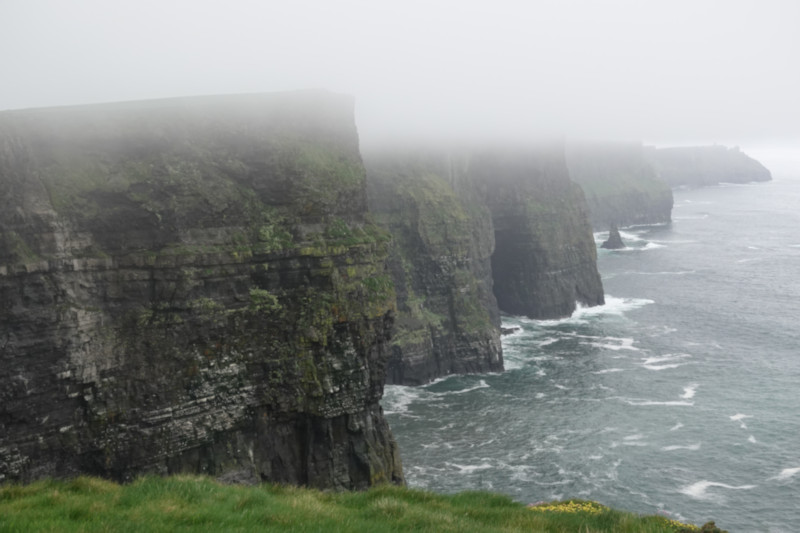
382;172;800;532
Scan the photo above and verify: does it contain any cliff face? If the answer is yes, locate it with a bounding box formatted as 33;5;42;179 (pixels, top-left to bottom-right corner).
365;144;604;384
566;142;673;230
473;146;605;319
646;145;772;187
365;151;502;386
0;92;403;488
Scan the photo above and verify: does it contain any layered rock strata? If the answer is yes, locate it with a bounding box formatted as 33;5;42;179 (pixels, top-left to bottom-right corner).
0;92;403;488
366;144;605;384
566;141;673;229
365;150;502;385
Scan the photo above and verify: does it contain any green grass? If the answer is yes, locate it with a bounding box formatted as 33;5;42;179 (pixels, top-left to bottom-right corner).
0;476;721;533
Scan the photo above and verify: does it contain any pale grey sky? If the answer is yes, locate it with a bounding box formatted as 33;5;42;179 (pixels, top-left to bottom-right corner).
2;0;799;157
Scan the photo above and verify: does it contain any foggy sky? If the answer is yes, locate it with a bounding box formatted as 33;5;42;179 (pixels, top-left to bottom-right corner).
2;0;799;155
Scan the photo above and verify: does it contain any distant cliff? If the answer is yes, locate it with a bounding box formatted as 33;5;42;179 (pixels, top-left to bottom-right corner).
566;142;673;229
0;92;403;488
365;150;502;386
366;144;604;385
646;145;772;187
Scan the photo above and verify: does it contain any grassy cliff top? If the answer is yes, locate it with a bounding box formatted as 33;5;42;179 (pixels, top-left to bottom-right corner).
0;476;723;532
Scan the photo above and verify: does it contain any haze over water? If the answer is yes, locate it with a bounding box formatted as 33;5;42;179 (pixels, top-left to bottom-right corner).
383;168;800;532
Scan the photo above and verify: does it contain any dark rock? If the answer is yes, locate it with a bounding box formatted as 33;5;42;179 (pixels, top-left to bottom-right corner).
500;327;520;336
365;149;503;386
0;92;403;488
601;224;625;249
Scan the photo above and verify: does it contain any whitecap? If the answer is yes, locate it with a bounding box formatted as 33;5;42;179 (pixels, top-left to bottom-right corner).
593;368;625;374
681;384;699;399
730;413;752;429
531;295;654;326
680;480;756;500
642;363;689;371
537;337;560;347
748;435;757;443
382;385;426;415
447;462;493;474
670;423;684;431
623;434;645;441
535;392;546;399
770;467;800;481
435;379;490;396
624;399;694;407
661;443;701;451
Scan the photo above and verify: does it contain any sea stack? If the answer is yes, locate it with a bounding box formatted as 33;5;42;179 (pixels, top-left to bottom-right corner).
601;224;625;249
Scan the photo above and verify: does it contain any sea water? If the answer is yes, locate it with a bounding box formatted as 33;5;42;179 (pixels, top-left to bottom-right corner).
382;173;800;532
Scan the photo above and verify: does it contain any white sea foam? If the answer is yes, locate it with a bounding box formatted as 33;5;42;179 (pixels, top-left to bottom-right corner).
447;462;493;474
436;380;490;396
624;399;694;407
680;480;756;500
640;353;691;371
681;384;699;399
730;413;752;429
661;443;701;451
593;368;625;374
382;385;426;415
531;295;654;326
670;423;684;431
748;435;757;443
770;467;800;481
537;337;560;347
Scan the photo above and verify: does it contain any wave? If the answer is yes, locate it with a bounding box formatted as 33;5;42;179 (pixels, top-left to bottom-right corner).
680;480;756;500
661;443;701;451
670;422;684;431
639;353;691;371
529;296;653;326
593;368;625;374
446;462;493;474
623;399;694;407
770;467;800;481
681;384;699;399
382;385;428;415
436;379;490;396
730;413;752;429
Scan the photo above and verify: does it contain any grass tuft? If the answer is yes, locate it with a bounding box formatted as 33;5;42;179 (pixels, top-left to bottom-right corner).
0;476;722;532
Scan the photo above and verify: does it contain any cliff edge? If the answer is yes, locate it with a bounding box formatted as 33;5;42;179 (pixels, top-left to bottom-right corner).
0;92;403;488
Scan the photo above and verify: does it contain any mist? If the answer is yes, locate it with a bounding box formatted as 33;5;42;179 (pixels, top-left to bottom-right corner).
3;0;799;162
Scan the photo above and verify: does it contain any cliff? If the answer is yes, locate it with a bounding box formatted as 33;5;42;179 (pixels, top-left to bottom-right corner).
365;144;604;384
566;142;673;229
646;145;772;187
0;92;403;488
474;145;605;319
365;150;502;386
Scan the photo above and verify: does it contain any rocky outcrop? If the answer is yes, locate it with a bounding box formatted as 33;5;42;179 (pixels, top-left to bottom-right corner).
645;145;772;187
365;144;604;385
0;92;403;488
566;142;673;229
476;145;605;319
365;150;502;386
600;224;625;249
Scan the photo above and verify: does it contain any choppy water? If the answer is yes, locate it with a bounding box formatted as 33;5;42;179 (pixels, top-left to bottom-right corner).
382;174;800;532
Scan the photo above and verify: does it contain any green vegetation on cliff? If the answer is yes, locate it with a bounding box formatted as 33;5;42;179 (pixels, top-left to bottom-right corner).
0;476;722;533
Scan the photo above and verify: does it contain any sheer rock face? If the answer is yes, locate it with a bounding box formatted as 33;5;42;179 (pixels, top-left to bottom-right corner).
366;144;604;385
365;150;502;386
566;141;673;230
474;146;605;320
0;92;403;488
645;145;772;187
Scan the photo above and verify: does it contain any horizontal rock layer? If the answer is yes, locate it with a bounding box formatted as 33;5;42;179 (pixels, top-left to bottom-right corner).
0;92;403;488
